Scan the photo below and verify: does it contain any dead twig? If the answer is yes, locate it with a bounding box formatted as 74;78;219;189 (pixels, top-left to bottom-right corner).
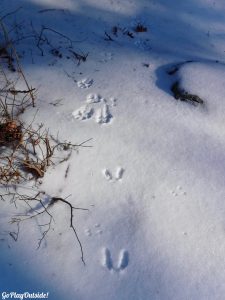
5;189;89;264
0;10;92;264
69;50;88;65
50;196;88;265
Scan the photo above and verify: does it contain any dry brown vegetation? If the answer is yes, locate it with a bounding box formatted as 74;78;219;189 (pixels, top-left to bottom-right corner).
0;12;91;264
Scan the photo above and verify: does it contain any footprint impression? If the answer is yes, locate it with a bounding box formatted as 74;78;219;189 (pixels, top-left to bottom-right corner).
102;167;124;182
72;94;116;124
84;224;103;237
102;248;129;272
170;185;187;197
77;78;93;89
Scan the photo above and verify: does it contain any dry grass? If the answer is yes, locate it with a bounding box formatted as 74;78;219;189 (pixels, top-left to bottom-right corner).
0;11;92;264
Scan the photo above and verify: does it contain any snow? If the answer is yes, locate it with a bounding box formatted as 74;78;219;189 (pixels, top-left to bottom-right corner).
1;0;225;299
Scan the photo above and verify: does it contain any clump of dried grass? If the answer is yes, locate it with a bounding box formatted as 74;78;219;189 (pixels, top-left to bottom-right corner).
0;11;91;264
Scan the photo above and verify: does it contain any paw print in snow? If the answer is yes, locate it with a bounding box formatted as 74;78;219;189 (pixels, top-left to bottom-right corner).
77;78;93;89
84;228;92;237
86;93;103;104
72;105;94;120
102;248;129;272
95;104;113;124
115;166;124;180
102;167;124;181
84;224;103;237
117;249;129;270
102;169;112;181
170;185;187;197
72;94;115;125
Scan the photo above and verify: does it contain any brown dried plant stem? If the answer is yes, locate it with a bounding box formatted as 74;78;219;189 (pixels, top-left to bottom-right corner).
0;19;35;106
0;9;92;264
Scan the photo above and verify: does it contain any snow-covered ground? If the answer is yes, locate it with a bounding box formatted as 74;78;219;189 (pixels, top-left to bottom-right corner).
1;0;225;299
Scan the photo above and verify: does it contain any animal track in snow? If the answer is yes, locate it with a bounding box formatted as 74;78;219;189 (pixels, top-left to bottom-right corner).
86;93;103;104
102;248;129;271
102;248;113;270
72;105;94;120
102;169;112;181
72;94;115;125
170;185;187;197
77;78;93;89
117;250;129;270
84;229;92;237
115;167;124;180
95;104;113;124
84;224;103;237
102;167;124;181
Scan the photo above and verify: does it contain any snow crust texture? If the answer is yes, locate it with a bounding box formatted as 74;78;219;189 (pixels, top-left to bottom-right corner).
2;0;225;299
